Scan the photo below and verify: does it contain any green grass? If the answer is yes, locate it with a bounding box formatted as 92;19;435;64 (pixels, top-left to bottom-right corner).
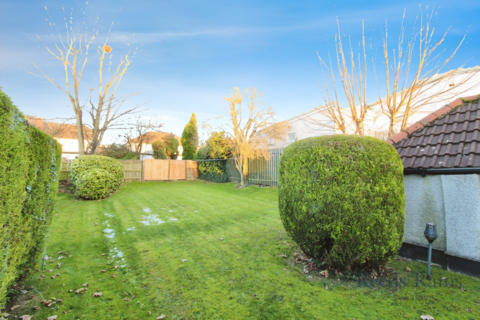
9;181;480;319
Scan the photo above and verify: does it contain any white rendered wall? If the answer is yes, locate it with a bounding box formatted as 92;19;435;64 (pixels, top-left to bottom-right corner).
403;174;480;263
269;113;335;149
441;175;480;262
403;175;446;251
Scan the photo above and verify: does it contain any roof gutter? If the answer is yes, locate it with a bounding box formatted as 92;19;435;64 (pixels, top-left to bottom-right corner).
404;167;480;177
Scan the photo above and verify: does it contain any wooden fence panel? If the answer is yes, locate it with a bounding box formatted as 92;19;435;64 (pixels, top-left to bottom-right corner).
186;160;198;180
170;160;186;180
119;160;143;182
143;159;170;181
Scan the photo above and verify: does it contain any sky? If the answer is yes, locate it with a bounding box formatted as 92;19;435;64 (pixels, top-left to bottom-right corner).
1;0;479;144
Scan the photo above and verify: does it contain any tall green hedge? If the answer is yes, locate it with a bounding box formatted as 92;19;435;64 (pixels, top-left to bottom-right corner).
278;135;405;271
0;88;62;306
198;160;229;183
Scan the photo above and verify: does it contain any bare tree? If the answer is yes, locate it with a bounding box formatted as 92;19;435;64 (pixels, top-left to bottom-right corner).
204;87;287;188
309;20;370;135
31;20;143;155
309;9;479;138
122;116;164;157
375;9;480;137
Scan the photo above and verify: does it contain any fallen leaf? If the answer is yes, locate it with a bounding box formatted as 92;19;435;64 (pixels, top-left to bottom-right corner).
461;288;466;291
48;269;53;272
182;259;187;262
57;263;61;269
51;276;56;279
92;292;102;297
157;316;166;320
68;290;73;293
124;298;131;302
282;268;286;271
253;293;257;296
406;267;412;272
3;313;9;318
112;274;116;278
50;260;55;263
20;316;33;320
10;305;21;311
325;286;328;290
101;270;106;273
82;283;89;287
101;254;105;256
466;309;471;312
56;299;63;303
94;223;98;226
420;315;434;320
148;311;152;315
32;306;40;310
47;316;58;320
219;238;223;241
75;288;86;294
279;254;287;258
114;266;118;269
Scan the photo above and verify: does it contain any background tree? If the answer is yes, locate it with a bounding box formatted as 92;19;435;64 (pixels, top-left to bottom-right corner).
152;140;167;159
99;142;131;159
164;133;179;159
181;113;199;160
122;116;163;158
204;87;286;188
374;10;479;137
310;10;479;137
31;20;143;155
197;131;233;159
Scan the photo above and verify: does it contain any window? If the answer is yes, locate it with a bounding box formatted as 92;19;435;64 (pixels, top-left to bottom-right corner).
268;139;275;145
288;133;296;142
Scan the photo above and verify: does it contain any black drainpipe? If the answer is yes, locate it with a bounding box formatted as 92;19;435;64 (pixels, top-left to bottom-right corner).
404;167;480;177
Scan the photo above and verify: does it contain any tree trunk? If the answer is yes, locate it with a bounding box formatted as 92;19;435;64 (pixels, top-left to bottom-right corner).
75;109;85;156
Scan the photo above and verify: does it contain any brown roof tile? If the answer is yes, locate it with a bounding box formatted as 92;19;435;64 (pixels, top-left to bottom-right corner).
391;95;480;169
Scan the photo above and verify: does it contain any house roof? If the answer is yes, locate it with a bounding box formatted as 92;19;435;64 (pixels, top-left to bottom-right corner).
25;116;93;140
131;131;181;145
389;95;480;169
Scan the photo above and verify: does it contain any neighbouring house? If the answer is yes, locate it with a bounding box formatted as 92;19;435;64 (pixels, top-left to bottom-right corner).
272;66;480;145
389;95;480;276
365;66;480;139
25;116;92;159
131;131;183;160
267;108;336;149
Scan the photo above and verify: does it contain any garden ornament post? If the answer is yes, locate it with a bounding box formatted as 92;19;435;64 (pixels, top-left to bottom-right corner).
424;223;438;280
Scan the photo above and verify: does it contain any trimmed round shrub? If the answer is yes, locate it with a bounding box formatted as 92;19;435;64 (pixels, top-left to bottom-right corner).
278;135;405;271
70;155;124;191
75;168;115;200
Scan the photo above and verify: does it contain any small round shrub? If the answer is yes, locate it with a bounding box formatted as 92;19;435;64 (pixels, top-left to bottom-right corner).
70;155;124;191
278;135;405;271
75;168;115;200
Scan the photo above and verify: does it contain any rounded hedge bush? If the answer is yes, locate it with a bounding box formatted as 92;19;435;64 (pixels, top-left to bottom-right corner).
278;135;405;271
75;168;115;200
70;155;124;192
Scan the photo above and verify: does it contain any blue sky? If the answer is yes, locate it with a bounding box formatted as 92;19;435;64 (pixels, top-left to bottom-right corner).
1;0;479;143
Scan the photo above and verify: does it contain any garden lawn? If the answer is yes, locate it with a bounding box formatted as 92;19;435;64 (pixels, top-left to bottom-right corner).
11;181;480;319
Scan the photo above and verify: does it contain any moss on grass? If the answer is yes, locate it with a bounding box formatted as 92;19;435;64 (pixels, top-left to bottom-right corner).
9;181;480;319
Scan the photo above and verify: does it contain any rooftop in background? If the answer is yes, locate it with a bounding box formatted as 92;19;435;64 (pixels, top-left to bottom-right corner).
390;95;480;169
25;116;93;140
131;131;181;145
